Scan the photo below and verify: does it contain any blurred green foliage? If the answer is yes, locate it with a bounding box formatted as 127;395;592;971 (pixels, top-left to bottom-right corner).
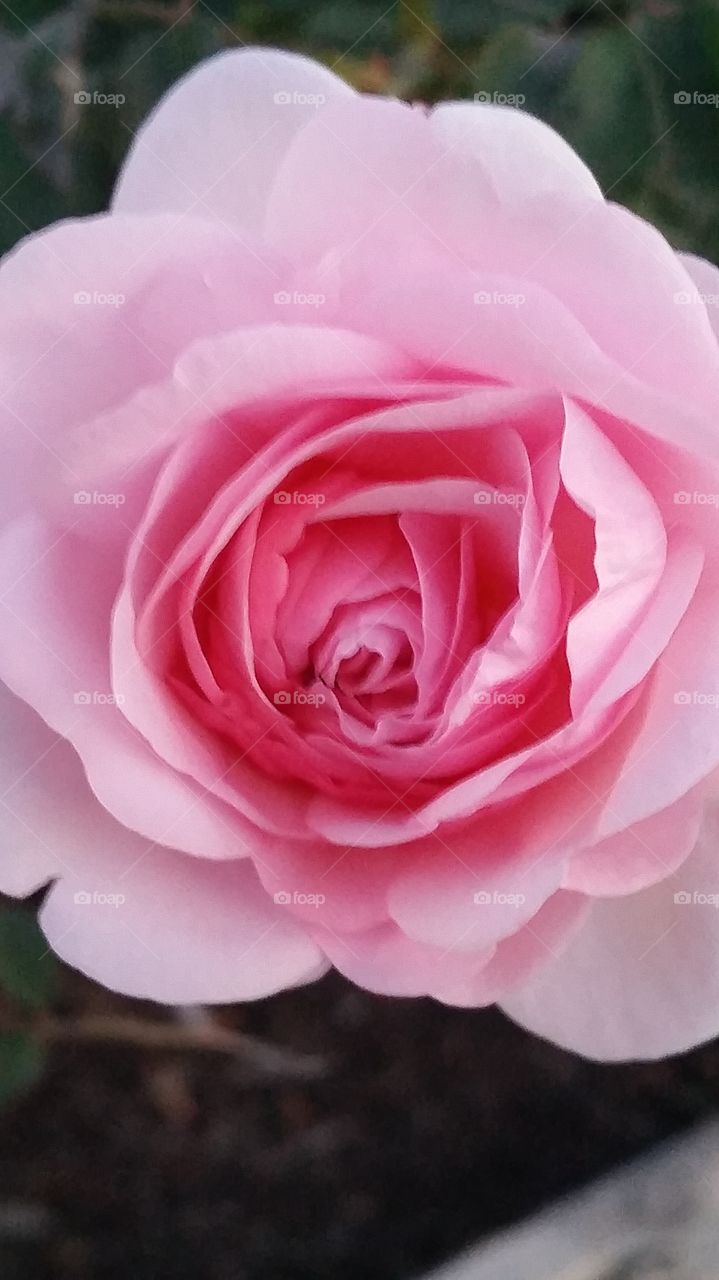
0;904;56;1010
0;0;718;259
0;905;57;1106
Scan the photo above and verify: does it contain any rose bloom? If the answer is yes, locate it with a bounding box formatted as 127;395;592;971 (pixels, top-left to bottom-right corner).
2;49;719;1063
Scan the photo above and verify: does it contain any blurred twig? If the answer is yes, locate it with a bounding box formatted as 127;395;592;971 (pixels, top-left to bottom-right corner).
4;1012;328;1081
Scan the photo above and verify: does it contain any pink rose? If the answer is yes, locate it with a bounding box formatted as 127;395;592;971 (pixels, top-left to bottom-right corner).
2;49;719;1062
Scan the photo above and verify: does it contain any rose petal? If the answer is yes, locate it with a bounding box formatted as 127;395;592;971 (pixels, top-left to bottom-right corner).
0;214;281;517
563;786;705;896
431;101;602;204
114;48;354;234
502;802;719;1060
0;514;249;859
41;853;326;1003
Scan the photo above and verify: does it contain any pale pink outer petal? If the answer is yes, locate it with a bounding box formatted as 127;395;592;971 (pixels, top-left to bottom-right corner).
113;48;354;233
312;921;497;1000
328;241;719;452
0;212;282;516
0;680;115;897
0;680;325;1002
264;90;719;411
430;101;602;203
0;515;249;860
315;889;588;1004
502;803;719;1060
594;566;719;841
386;842;567;952
679;252;719;341
562;787;706;896
265;95;439;262
40;853;326;1004
266;95;600;267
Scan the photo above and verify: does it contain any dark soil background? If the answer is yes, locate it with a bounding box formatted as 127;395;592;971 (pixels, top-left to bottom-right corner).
1;968;718;1280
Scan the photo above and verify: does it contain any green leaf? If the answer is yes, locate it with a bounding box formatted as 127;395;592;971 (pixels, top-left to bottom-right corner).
0;1032;45;1106
0;906;57;1010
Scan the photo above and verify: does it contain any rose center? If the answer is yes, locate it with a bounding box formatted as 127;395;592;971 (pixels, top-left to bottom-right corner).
310;594;421;726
